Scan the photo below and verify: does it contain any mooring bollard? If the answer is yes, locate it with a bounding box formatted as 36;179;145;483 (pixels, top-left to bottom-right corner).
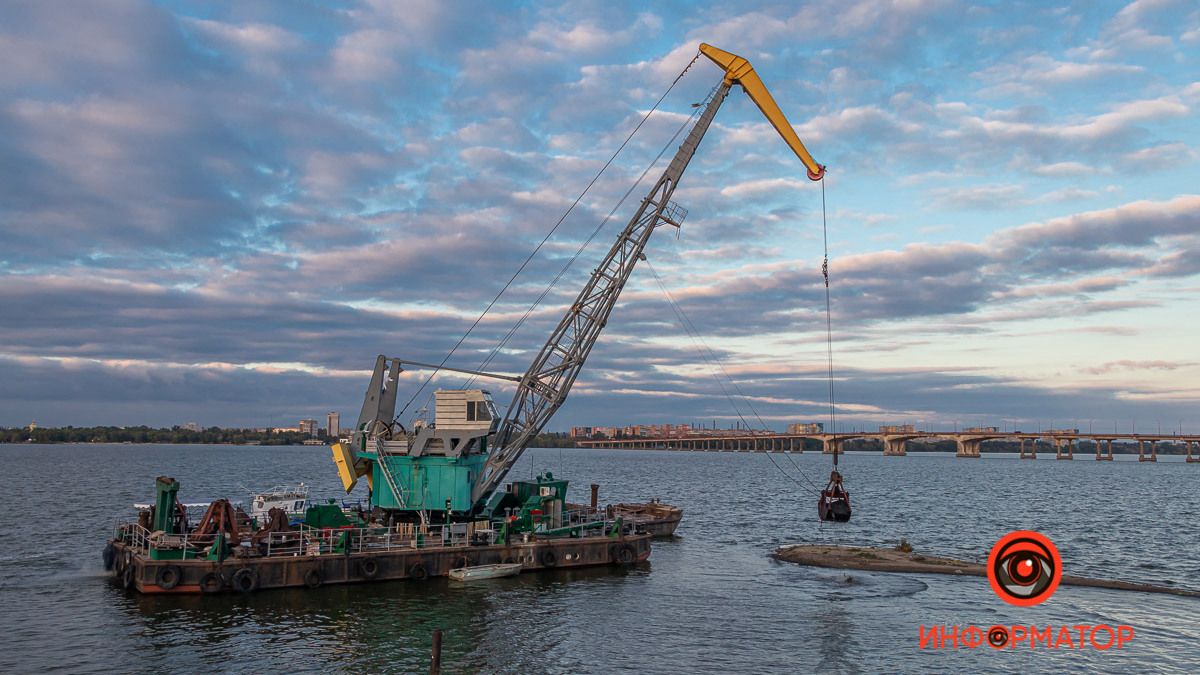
430;629;442;675
590;483;599;510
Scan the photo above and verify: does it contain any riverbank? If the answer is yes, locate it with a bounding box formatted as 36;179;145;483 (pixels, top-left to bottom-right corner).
773;544;1200;598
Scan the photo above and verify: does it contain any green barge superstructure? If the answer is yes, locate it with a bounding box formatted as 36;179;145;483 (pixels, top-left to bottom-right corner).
107;475;649;594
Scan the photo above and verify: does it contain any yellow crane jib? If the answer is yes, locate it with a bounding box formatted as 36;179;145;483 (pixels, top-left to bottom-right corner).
698;43;825;181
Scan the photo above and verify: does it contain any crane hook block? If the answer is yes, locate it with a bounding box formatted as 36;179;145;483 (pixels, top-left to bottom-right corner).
698;43;825;181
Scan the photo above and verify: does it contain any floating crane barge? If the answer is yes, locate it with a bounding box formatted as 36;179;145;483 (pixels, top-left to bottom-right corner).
105;43;822;593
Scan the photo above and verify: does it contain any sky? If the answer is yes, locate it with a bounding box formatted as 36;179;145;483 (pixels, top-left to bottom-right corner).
1;0;1198;433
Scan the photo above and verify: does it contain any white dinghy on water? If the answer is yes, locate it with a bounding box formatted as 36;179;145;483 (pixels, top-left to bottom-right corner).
448;563;523;582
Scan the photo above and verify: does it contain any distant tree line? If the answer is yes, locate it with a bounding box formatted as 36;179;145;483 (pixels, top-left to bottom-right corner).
2;426;578;447
530;432;574;448
0;425;321;445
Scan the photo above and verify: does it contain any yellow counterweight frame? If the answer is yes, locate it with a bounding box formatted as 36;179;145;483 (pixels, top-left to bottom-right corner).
331;442;373;493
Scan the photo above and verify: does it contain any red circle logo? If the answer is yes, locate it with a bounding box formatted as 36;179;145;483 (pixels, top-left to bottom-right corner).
987;530;1061;606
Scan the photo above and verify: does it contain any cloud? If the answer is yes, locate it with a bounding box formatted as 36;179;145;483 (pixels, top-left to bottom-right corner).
1085;359;1192;375
990;194;1200;252
1122;142;1197;170
929;183;1025;210
975;54;1146;98
1032;161;1096;177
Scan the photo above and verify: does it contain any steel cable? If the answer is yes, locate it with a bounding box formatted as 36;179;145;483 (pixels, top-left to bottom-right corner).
645;259;822;495
463;88;714;390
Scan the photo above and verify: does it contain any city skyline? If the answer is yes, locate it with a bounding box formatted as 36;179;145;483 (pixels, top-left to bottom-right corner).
2;2;1198;431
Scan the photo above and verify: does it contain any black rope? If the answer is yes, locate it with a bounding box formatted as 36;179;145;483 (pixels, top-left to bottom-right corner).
397;52;702;417
463;87;714;388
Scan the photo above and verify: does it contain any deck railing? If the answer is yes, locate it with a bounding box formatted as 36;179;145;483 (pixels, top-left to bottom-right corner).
114;509;633;559
115;521;488;558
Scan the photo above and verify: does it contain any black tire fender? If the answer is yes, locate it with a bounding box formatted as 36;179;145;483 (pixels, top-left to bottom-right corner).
156;565;182;590
408;563;428;581
231;567;258;593
304;568;323;589
612;543;636;565
199;571;223;594
619;544;637;564
359;557;380;580
540;548;559;568
102;543;116;571
121;565;136;590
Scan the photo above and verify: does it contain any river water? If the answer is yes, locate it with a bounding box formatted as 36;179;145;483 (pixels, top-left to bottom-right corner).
0;443;1196;673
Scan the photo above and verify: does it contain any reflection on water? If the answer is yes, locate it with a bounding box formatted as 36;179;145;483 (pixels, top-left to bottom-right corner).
0;444;1198;673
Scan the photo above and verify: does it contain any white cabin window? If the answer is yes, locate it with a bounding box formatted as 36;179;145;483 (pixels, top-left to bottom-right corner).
467;401;492;421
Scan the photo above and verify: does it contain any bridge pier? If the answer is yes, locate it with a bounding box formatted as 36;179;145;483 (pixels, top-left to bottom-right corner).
882;436;907;456
1095;438;1114;461
1139;440;1157;462
1188;440;1199;463
822;438;843;455
955;438;982;458
1019;437;1036;459
1054;438;1074;460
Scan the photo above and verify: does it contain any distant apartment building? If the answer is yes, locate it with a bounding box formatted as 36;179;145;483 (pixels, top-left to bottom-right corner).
327;411;340;438
299;419;319;437
182;422;201;432
964;426;999;433
879;424;917;433
663;423;693;437
786;422;824;434
570;426;594;439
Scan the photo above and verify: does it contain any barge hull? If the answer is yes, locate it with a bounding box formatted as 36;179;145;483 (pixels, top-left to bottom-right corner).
111;534;651;594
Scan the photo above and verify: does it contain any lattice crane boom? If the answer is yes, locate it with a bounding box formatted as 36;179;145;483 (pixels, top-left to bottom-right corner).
472;45;824;508
473;80;733;505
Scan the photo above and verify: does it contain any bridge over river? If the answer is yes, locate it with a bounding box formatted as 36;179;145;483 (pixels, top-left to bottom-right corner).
576;430;1200;461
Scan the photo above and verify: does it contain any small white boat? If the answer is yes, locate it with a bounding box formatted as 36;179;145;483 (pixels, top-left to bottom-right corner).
448;563;523;582
249;483;309;522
